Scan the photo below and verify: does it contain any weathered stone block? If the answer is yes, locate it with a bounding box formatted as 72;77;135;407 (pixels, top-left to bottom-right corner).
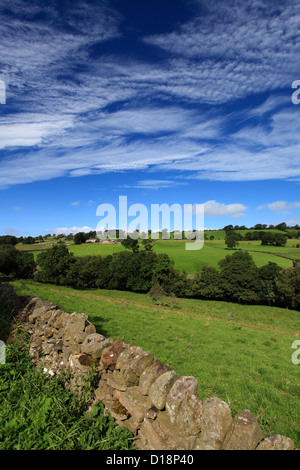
148;370;180;410
221;409;263;450
123;351;156;386
138;418;169;450
139;363;170;396
115;344;143;373
156;411;197;450
195;396;232;450
65;313;88;341
85;322;96;335
101;339;125;371
106;370;128;391
118;387;157;423
94;379;114;403
81;333;106;358
176;394;203;437
74;330;87;344
165;376;199;424
256;434;295;450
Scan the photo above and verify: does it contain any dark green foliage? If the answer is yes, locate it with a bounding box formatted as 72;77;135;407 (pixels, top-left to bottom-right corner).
31;241;299;310
0;235;18;246
0;245;36;278
121;237;140;253
192;253;289;307
258;262;282;305
218;251;262;303
22;236;36;245
15;251;36;279
225;231;240;249
35;244;75;285
275;267;300;310
0;244;17;275
65;256;103;289
74;232;88;245
192;266;225;300
261;232;288;247
74;231;96;245
142;239;155;251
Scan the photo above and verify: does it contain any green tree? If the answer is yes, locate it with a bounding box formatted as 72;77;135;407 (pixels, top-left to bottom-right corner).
74;232;87;245
0;245;18;275
261;232;287;247
142;239;155;251
0;235;18;246
0;245;36;278
258;262;282;305
275;267;300;310
121;238;139;253
15;251;36;279
35;245;75;285
66;256;104;289
219;251;262;303
22;236;35;245
192;266;224;300
225;231;240;249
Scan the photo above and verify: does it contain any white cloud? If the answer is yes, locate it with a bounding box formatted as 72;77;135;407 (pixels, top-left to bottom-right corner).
4;227;19;236
203;200;246;217
143;1;300;102
257;200;300;214
186;200;247;217
0;115;74;149
70;201;80;206
120;179;188;190
0;0;300;190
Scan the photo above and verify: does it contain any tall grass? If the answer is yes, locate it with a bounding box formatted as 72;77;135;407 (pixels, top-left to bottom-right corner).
10;280;300;449
0;326;134;450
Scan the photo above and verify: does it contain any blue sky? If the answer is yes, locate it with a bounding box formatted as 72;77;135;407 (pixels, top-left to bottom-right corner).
0;0;300;236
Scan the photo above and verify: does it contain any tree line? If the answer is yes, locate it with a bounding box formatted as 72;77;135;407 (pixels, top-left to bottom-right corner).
1;241;298;311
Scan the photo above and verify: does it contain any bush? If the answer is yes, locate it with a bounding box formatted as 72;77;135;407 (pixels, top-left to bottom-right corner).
275;267;300;309
0;245;36;278
35;245;75;285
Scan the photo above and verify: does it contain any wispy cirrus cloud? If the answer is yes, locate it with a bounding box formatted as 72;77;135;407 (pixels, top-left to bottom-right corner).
257;201;300;214
0;0;300;192
120;179;188;190
143;0;300;102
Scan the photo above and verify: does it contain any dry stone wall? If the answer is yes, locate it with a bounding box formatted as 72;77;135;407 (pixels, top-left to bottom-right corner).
1;283;295;451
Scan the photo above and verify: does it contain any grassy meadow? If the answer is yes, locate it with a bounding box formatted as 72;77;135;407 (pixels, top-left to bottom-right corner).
11;279;300;448
17;235;300;273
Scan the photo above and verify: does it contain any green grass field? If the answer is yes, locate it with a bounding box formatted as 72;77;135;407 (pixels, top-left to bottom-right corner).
17;233;300;274
11;280;300;448
68;239;297;272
